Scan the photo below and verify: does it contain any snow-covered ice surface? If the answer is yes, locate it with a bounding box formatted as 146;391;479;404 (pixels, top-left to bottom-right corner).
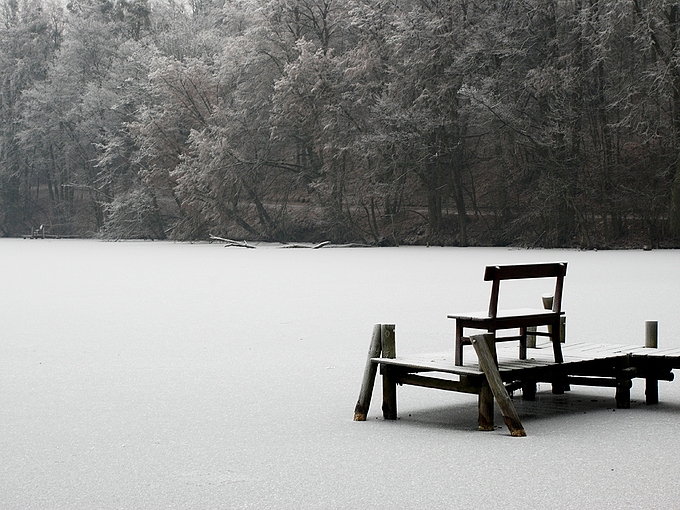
1;239;680;509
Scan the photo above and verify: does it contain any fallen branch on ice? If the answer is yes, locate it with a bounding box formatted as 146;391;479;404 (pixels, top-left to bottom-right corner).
280;241;331;249
209;235;256;248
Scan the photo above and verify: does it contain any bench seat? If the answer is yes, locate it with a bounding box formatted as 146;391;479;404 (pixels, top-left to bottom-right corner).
448;307;562;323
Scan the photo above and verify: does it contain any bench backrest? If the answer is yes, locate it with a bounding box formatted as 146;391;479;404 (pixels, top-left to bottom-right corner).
484;262;567;318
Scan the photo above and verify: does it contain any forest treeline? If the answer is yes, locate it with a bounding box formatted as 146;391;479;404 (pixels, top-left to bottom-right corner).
2;0;680;247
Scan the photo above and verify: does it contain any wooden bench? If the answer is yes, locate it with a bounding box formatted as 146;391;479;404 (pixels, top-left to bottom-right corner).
448;262;567;367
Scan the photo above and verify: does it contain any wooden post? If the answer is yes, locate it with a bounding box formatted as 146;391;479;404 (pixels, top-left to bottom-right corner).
543;293;566;343
615;355;632;409
645;320;659;405
541;293;553;311
380;324;397;420
616;379;632;409
526;326;536;349
354;324;383;421
522;380;537;401
544;293;567;393
471;334;526;437
478;382;494;431
645;320;658;348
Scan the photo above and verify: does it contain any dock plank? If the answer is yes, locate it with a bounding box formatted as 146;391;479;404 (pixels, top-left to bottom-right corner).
372;340;680;387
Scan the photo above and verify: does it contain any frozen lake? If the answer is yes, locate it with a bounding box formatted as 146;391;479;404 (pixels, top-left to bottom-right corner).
1;239;679;508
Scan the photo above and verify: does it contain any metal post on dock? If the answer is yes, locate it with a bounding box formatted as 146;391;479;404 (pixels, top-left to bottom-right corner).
645;320;659;405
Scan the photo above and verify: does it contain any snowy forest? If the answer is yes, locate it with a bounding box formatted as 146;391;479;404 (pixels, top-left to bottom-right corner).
2;0;680;247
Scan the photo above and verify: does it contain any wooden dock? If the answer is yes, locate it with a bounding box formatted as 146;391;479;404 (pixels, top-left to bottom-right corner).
354;324;680;436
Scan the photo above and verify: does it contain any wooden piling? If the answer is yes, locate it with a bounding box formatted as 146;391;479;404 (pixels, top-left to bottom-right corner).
645;321;658;348
615;356;633;409
380;325;397;420
354;324;383;421
615;379;632;409
645;320;659;405
522;380;537;401
478;382;494;431
471;334;526;437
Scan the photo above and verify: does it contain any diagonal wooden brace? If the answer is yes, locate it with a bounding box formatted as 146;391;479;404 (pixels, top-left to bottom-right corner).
470;334;527;437
354;324;383;421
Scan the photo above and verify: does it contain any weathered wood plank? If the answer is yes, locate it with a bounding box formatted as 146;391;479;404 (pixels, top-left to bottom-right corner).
397;374;481;394
567;376;618;387
484;262;567;281
371;356;485;377
647;347;680;356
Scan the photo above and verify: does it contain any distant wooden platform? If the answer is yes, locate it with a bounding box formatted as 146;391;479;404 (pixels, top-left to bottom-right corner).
354;325;679;436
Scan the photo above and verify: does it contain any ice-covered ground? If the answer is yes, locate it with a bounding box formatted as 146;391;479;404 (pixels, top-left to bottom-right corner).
1;239;679;509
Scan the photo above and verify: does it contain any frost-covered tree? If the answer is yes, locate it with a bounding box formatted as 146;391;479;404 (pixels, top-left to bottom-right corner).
0;0;63;235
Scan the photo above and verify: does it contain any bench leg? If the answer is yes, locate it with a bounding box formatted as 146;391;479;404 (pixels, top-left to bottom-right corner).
519;327;527;360
551;317;564;363
478;382;494;431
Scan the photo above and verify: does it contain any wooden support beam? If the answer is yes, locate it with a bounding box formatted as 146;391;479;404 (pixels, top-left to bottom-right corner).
615;355;632;409
645;320;659;404
397;374;481;394
522;380;537;401
567;376;618;387
478;382;494;431
646;379;659;405
640;370;674;382
354;324;382;421
616;379;632;409
381;325;397;420
470;334;526;437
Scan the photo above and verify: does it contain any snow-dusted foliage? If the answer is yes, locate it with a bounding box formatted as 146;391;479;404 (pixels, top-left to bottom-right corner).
2;0;680;247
